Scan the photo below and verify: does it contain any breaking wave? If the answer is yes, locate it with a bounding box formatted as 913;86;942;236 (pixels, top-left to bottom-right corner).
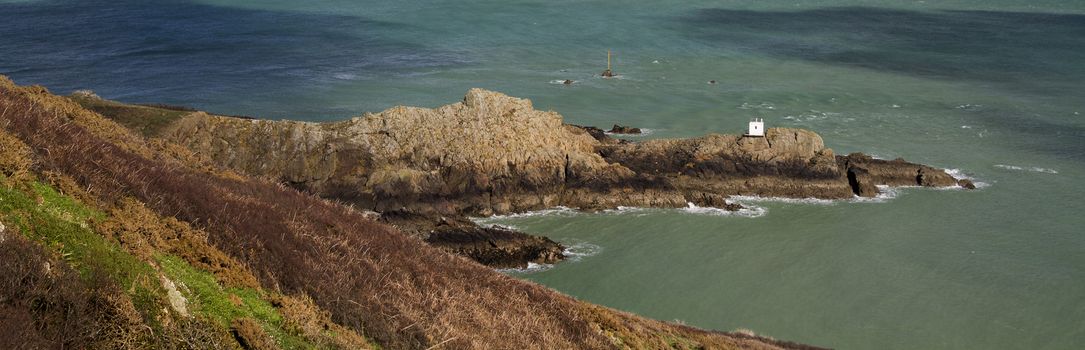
497;262;553;274
729;195;836;205
496;242;602;274
562;242;602;262
994;164;1058;174
680;202;766;218
945;168;992;188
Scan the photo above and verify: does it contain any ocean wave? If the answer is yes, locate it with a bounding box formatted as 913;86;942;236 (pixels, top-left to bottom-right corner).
782;110;841;123
994;164;1058;174
681;202;766;218
729;195;836;205
496;242;602;274
485;223;520;231
549;79;577;85
850;185;907;202
471;206;580;226
497;262;553;274
562;242;602;262
601;206;651;216
944;168;992;188
737;102;776;110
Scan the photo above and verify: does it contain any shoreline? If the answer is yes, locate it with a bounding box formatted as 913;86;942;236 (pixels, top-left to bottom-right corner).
70;87;973;269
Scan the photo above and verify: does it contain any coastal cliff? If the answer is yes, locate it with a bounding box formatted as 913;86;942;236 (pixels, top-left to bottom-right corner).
74;88;970;269
2;76;821;350
160;89;966;212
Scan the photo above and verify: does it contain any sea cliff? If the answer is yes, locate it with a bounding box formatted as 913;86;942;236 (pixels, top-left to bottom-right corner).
114;89;972;268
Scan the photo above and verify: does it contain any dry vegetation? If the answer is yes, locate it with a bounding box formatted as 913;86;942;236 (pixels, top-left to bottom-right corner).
0;76;821;349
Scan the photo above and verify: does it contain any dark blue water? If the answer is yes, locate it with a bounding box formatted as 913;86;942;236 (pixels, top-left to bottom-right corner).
4;1;1085;349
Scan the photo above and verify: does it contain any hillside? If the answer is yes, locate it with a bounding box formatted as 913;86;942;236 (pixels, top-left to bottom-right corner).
0;77;822;349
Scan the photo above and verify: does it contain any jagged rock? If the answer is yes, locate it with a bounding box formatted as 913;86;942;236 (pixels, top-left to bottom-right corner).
159;89;967;267
846;166;879;198
958;178;977;189
608;124;641;134
379;210;564;268
840;153;958;188
688;192;744;211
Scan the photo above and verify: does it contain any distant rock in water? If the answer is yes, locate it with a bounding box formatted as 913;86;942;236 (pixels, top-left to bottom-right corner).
608;124;641;134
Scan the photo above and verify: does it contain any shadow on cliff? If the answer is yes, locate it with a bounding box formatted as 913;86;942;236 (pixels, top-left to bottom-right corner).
0;0;467;118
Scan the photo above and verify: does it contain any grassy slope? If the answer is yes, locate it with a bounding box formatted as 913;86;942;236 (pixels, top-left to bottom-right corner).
2;76;820;350
1;126;373;348
69;94;193;137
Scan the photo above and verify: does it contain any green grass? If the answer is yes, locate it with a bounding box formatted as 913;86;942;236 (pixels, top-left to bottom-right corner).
70;96;191;137
1;175;321;348
156;254;314;349
0;176;166;326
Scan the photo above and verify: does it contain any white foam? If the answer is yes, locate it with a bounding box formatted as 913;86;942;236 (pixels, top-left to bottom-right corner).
681;202;766;218
495;242;602;274
549;79;577;85
944;168;972;180
485;224;520;231
782;110;840;123
994;164;1058;174
729;195;836;205
737;102;776;110
497;262;553;274
943;168;991;189
472;206;580;226
602;206;650;215
849;185;908;203
562;242;602;262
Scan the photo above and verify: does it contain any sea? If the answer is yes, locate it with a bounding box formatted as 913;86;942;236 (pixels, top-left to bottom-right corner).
2;1;1083;348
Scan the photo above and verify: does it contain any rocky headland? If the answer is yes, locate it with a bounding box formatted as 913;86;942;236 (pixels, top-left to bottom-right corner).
79;89;971;268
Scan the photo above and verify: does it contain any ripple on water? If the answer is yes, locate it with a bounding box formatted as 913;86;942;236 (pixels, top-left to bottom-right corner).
994;164;1058;174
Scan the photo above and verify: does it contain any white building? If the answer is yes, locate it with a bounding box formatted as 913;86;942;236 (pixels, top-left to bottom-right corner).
746;118;764;137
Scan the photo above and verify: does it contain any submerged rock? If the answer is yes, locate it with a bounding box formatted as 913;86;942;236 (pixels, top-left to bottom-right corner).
608;124;641;134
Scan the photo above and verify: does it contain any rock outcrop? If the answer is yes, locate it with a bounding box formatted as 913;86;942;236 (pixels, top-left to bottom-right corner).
154;88;970;267
378;210;564;269
608;124;642;134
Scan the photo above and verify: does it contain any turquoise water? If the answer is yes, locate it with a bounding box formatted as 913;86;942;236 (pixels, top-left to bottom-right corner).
3;1;1084;348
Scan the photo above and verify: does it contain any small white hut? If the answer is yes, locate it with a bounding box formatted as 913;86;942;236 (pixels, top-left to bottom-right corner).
746;118;764;137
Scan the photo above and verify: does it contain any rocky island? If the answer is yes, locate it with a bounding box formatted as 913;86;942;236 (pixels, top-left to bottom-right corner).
73;88;973;269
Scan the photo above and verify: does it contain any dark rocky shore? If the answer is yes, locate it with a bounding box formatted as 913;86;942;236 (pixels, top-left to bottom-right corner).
80;89;972;268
